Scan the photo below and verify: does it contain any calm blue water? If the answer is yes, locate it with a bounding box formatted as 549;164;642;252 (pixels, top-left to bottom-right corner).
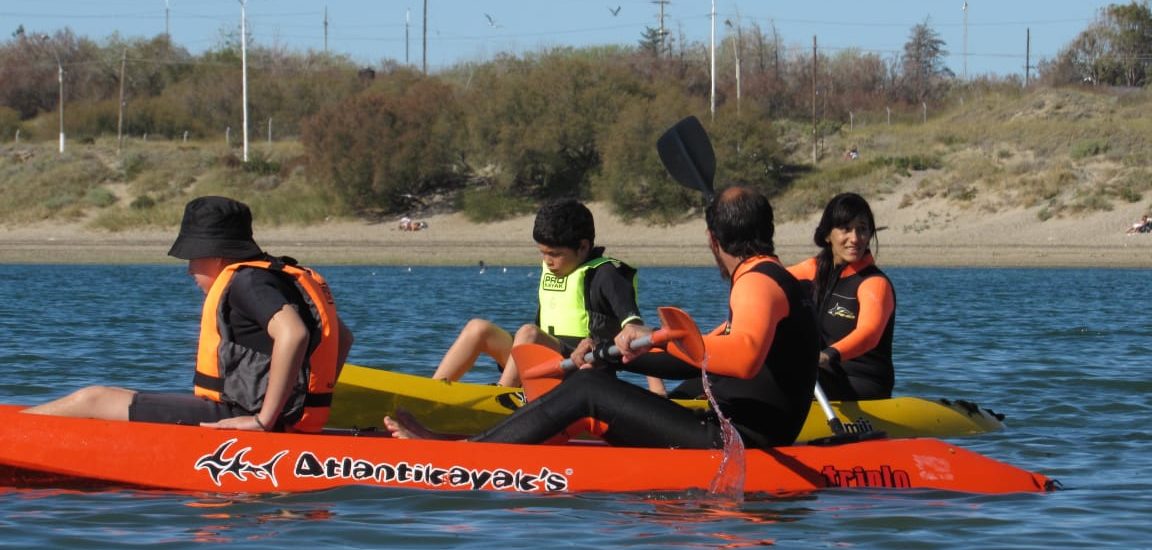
1;265;1149;548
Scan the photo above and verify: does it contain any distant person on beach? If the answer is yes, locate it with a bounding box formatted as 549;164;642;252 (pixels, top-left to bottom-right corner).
432;199;662;394
398;217;427;231
389;186;820;449
23;196;354;433
787;192;895;400
1126;214;1151;235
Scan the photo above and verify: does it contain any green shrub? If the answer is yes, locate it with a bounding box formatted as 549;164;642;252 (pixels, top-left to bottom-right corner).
121;152;149;181
130;195;156;209
83;187;118;207
457;187;535;222
1070;139;1109;159
243;152;281;176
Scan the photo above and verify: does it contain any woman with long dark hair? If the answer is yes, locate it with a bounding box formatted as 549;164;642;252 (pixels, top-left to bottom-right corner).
788;192;896;400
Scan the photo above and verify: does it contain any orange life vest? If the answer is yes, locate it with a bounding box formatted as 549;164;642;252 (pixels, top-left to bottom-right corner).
193;258;340;432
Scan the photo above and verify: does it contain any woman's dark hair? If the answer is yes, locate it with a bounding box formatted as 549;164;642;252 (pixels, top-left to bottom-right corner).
533;199;595;250
705;186;775;258
812;192;877;303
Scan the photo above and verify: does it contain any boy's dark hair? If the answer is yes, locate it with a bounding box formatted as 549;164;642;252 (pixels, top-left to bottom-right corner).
533;199;595;249
705;186;775;258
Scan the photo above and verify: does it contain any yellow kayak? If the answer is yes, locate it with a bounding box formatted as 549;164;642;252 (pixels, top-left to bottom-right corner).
328;364;1006;440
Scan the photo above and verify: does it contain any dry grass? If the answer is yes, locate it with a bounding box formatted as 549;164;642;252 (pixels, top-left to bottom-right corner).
785;87;1152;222
2;87;1151;232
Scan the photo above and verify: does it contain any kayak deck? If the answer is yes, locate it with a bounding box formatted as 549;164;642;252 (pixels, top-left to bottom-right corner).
328;365;1006;440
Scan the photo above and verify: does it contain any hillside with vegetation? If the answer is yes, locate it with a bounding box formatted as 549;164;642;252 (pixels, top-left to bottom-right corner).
0;2;1149;232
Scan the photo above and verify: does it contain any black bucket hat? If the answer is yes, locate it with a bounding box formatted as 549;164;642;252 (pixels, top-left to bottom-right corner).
167;196;264;260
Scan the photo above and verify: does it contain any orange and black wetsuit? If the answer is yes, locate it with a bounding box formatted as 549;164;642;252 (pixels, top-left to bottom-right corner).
470;256;819;449
788;254;895;400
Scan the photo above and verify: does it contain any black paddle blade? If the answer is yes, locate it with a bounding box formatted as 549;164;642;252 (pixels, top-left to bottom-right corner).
656;116;716;200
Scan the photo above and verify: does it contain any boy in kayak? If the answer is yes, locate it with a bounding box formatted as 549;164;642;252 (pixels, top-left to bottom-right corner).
786;192;896;400
23;196;354;433
432;199;663;394
389;186;819;449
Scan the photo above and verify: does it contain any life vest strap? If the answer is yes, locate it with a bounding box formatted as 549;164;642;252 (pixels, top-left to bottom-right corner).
194;371;224;392
303;392;333;408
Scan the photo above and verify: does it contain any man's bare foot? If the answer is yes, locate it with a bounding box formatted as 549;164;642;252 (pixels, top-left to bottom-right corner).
382;415;418;439
382;409;458;440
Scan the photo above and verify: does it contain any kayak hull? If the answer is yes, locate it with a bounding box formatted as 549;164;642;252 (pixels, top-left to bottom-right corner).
329;365;1006;440
0;405;1051;495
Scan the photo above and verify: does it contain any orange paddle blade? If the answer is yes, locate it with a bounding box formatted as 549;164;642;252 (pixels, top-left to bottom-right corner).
654;306;705;367
512;343;566;402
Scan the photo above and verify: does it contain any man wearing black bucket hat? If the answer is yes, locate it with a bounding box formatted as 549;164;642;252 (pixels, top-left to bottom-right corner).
24;196;354;433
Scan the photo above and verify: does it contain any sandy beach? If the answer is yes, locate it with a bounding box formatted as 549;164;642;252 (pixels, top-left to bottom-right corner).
3;181;1151;268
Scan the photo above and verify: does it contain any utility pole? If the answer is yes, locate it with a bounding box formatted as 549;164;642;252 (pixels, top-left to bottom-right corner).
709;0;716;120
239;0;249;162
422;0;428;74
56;52;64;154
652;0;669;54
38;35;65;154
165;0;171;39
117;48;126;155
324;5;329;53
406;8;411;66
811;35;818;164
1025;28;1031;87
962;1;968;80
726;20;742;116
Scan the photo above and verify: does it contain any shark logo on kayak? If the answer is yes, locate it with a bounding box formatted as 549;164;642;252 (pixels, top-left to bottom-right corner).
195;439;288;488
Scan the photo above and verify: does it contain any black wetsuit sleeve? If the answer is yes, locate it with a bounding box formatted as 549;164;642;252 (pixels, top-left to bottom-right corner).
588;263;643;327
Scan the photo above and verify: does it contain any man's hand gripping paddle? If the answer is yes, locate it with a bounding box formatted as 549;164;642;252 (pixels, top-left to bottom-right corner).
656;115;884;445
513;306;705;403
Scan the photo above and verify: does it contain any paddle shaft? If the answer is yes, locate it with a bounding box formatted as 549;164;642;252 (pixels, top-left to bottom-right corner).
556;333;658;373
812;381;846;436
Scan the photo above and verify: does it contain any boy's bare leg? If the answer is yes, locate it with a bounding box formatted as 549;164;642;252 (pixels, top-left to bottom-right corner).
22;386;136;420
432;319;513;382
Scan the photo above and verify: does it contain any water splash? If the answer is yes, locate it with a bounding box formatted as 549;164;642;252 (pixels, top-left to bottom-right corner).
698;354;746;503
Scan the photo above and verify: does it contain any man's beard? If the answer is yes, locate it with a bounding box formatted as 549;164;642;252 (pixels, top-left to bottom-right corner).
711;248;730;282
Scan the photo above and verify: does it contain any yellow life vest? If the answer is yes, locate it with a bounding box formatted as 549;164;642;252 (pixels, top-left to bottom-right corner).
193;258;340;433
537;256;633;340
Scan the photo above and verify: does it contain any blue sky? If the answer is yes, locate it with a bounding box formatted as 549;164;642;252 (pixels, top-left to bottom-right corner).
2;1;1122;76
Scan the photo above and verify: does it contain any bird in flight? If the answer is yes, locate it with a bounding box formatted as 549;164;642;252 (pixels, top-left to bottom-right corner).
609;6;622;16
484;13;499;27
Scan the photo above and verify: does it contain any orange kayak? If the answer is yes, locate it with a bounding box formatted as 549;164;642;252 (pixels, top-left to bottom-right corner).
0;405;1053;495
